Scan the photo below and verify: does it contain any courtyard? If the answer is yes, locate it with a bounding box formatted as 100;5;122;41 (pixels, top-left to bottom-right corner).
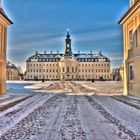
0;81;139;140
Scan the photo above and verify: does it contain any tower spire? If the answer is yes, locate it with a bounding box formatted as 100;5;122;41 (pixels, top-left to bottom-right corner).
65;29;72;56
66;28;70;39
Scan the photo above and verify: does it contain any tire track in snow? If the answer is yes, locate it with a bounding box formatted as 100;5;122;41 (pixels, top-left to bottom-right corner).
0;94;62;140
59;95;88;140
86;96;140;140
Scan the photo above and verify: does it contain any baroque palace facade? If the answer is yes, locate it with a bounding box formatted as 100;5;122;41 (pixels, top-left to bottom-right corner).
0;7;12;94
25;31;111;81
119;0;140;97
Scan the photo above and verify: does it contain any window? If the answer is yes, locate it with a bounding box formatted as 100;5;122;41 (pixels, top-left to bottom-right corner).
62;67;65;72
67;66;70;73
137;26;140;48
133;26;140;48
72;67;74;72
129;64;134;81
129;30;133;48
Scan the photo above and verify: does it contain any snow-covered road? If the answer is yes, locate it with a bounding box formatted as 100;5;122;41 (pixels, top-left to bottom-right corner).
0;81;139;140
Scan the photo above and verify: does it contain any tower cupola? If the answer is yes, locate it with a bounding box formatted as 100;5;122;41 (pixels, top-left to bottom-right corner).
65;29;72;56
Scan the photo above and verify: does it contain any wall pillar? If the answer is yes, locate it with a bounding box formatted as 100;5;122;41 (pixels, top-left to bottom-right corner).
0;60;6;94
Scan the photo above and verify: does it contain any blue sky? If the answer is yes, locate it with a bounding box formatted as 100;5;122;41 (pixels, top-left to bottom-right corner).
3;0;129;71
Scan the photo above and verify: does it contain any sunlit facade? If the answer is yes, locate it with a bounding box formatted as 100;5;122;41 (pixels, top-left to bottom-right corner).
119;0;140;97
25;31;111;81
0;7;12;94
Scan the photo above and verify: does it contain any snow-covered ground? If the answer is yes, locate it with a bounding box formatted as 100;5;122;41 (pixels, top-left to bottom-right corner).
0;81;139;140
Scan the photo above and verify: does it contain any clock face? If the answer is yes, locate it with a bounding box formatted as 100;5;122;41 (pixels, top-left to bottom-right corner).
67;49;70;52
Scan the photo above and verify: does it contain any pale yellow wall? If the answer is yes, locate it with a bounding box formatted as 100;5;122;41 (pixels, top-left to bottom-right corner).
26;61;60;80
0;14;10;94
120;2;140;97
58;58;79;80
7;68;19;80
26;59;111;81
78;61;110;80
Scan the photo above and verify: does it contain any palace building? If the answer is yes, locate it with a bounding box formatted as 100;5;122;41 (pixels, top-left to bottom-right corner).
25;31;111;81
0;6;12;94
119;0;140;97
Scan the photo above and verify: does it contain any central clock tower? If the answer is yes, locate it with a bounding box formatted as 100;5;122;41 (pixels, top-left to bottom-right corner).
65;29;72;56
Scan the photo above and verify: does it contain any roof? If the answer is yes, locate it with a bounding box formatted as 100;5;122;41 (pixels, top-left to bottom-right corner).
0;8;13;24
26;52;110;63
7;61;18;70
119;0;140;24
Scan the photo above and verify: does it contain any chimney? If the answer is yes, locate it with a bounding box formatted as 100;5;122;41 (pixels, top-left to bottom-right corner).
57;51;59;54
44;51;47;54
50;51;53;54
